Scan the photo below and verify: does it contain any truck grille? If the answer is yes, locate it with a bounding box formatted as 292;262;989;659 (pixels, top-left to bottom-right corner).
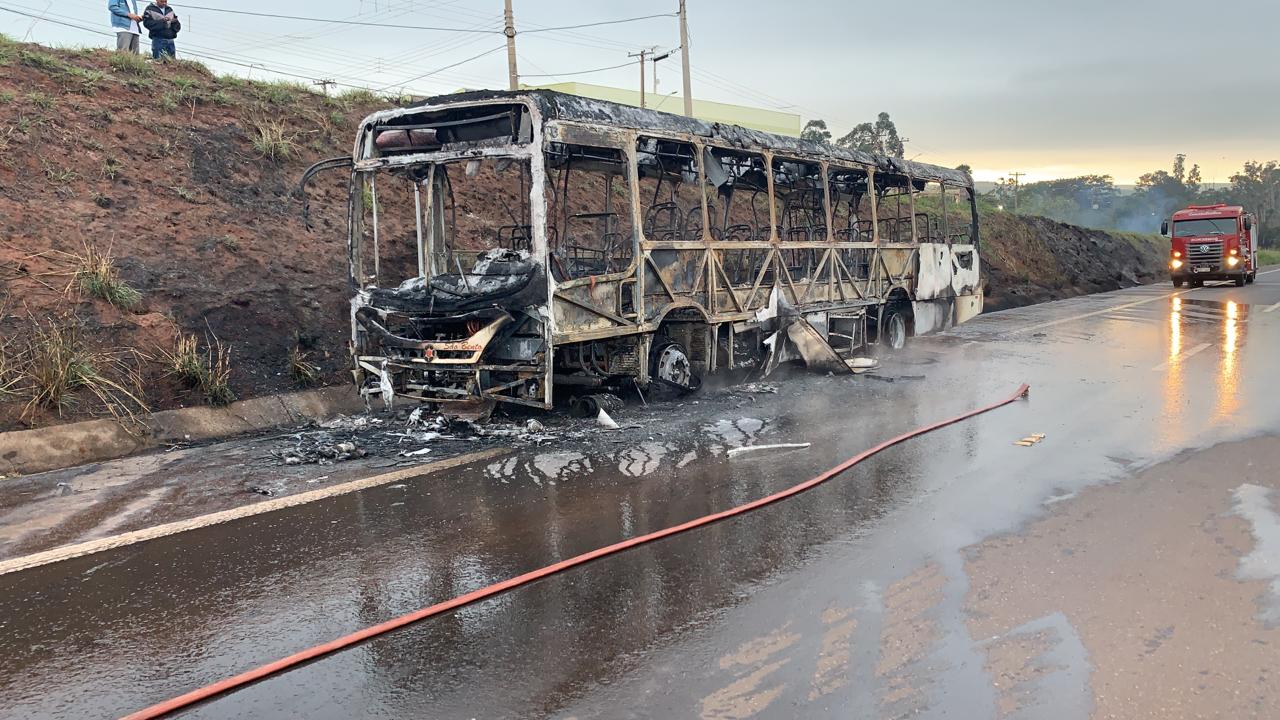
1185;240;1222;266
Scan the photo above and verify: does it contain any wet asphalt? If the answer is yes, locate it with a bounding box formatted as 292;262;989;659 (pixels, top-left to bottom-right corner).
2;271;1280;720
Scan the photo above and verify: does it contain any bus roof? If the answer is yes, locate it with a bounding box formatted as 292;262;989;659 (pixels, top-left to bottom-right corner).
403;89;974;189
1172;204;1244;221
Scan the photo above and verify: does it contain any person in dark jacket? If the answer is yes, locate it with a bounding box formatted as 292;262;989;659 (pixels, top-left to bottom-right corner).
142;0;180;60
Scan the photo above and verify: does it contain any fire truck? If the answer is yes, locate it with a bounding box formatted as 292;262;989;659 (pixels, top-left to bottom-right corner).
1162;204;1258;288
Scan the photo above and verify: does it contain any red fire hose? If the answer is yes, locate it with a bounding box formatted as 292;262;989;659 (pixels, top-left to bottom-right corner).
122;383;1030;720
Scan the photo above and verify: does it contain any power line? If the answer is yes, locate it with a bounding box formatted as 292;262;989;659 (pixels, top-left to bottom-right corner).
162;4;503;33
375;44;508;92
522;13;676;34
521;60;633;78
167;4;674;36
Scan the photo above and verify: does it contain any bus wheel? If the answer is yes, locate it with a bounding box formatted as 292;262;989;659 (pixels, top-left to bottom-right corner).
650;339;701;395
883;307;909;351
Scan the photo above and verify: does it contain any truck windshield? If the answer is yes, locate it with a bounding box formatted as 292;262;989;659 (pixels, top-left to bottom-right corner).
1173;218;1237;237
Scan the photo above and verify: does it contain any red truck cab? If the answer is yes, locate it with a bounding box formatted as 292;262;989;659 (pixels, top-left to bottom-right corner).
1162;204;1258;287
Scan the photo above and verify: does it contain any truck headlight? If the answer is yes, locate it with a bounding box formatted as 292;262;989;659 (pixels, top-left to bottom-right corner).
1172;250;1181;258
1230;247;1238;255
1227;256;1239;267
1170;259;1183;269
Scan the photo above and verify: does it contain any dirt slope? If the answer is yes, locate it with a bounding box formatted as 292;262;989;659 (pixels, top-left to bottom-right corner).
0;39;384;429
0;40;1168;431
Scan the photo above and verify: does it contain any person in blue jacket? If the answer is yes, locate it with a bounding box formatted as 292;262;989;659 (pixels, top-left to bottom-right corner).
108;0;143;53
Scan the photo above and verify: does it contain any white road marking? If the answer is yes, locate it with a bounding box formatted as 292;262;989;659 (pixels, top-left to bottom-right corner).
1013;289;1186;334
0;448;508;577
1263;300;1280;313
1258;267;1280;276
1151;342;1211;371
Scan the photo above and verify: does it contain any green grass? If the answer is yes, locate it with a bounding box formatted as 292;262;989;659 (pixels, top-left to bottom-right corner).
1258;248;1280;267
18;49;65;73
67;66;105;93
0;90;13;104
102;158;123;180
26;91;54;110
336;87;380;106
253;80;308;106
109;51;153;77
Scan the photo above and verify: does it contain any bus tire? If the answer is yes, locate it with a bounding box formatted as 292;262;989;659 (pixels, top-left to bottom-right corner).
649;339;700;396
882;306;909;351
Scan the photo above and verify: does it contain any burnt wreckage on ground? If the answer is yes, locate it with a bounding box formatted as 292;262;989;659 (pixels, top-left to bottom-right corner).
301;90;983;410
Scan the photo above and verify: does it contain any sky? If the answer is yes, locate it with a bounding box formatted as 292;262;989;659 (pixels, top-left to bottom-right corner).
7;0;1278;184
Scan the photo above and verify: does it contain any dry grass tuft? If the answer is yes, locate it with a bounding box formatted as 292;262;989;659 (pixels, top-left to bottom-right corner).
288;343;320;387
250;119;297;161
71;241;142;309
162;332;236;406
21;317;148;421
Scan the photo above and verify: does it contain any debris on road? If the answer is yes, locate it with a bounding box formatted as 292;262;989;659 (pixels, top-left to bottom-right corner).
726;442;811;458
596;408;620;430
736;383;779;394
1014;433;1047;447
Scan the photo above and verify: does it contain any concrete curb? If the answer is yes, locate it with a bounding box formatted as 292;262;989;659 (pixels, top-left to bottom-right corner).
0;385;366;476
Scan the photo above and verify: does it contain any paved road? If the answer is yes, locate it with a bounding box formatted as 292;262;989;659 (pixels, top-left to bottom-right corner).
3;271;1280;720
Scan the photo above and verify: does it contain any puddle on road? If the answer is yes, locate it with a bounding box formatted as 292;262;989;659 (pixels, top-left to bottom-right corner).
1230;483;1280;627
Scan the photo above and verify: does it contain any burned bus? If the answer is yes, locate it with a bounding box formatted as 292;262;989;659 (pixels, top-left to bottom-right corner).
304;90;982;410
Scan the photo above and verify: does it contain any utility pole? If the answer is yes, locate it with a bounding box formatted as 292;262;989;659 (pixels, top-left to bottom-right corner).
628;48;655;108
313;78;335;95
651;50;671;99
1009;171;1025;212
503;0;519;90
678;0;693;117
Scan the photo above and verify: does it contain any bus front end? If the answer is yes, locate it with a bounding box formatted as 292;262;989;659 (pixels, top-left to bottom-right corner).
348;97;552;410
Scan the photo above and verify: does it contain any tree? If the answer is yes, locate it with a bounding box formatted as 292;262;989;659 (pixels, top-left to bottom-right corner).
835;112;905;157
800;119;831;143
1228;160;1280;245
955;164;972;175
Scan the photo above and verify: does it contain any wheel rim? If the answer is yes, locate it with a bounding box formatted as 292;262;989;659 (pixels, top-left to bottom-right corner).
653;343;692;389
887;313;907;350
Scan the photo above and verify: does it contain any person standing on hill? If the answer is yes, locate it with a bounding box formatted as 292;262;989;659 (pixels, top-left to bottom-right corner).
142;0;181;60
108;0;143;53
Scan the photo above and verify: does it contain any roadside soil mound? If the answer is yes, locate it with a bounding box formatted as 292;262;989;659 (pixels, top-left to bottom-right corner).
0;39;1168;431
980;213;1167;311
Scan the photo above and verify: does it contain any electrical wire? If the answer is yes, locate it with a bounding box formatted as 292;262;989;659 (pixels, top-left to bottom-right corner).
165;4;674;36
521;60;634;78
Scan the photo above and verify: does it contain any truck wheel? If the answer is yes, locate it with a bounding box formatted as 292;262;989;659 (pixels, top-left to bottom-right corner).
1172;278;1184;288
1190;278;1203;288
1246;272;1255;284
1234;274;1246;287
